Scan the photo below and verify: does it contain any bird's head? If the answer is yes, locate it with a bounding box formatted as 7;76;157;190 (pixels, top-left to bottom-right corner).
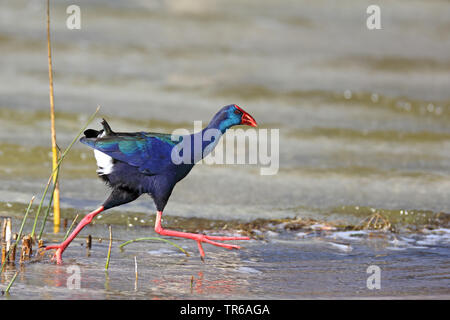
211;104;258;132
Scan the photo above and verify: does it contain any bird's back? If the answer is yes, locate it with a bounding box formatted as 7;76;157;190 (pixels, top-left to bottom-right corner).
80;120;183;177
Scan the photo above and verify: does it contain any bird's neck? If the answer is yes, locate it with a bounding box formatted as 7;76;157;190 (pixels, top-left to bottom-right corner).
206;112;233;134
184;112;233;163
186;117;230;163
187;128;223;162
201;113;235;157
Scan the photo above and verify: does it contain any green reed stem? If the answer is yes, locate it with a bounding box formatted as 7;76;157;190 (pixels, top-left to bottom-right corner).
30;106;100;238
4;271;19;294
63;214;79;241
30;176;53;239
119;237;189;257
37;167;60;240
105;225;112;271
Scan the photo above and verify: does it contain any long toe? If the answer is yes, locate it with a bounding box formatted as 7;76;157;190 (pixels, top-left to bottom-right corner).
154;224;250;258
204;235;250;241
202;238;241;250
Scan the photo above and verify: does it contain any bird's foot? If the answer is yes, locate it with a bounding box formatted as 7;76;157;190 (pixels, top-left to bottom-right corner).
155;210;250;261
195;234;250;261
44;244;67;264
197;234;248;249
155;225;249;260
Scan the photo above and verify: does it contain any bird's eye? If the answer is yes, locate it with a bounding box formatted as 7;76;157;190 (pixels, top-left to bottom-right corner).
234;109;241;115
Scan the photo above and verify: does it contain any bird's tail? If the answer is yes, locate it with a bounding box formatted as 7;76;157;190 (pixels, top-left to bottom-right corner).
82;118;115;139
101;118;115;136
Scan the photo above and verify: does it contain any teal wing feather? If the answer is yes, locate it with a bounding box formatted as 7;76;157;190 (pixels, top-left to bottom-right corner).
80;132;182;175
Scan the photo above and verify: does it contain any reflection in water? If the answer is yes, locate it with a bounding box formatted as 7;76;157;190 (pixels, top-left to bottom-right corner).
150;270;241;297
105;271;110;292
47;266;66;288
1;264;17;286
191;271;239;296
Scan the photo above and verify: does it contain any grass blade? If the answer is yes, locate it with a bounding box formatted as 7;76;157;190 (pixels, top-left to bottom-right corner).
37;166;59;240
63;214;79;241
16;196;35;241
47;0;61;230
119;237;189;257
4;271;19;294
30;176;53;239
30;106;100;238
105;225;112;271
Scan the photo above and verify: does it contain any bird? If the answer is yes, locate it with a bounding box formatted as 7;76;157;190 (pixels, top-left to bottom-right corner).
45;104;257;264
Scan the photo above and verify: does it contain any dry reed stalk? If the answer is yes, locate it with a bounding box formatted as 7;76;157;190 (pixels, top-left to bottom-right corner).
20;235;33;262
46;0;60;232
1;218;6;241
38;239;45;256
9;233;17;263
1;219;10;265
86;234;92;250
1;197;35;273
5;219;11;252
355;212;391;231
4;220;12;263
1;229;5;265
1;243;5;265
1;219;6;263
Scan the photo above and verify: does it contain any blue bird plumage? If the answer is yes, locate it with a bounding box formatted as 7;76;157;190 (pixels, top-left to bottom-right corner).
79;104;256;212
81;132;181;176
44;104;257;264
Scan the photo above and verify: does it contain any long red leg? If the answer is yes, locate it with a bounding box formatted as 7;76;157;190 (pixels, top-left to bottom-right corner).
154;211;249;260
45;206;104;264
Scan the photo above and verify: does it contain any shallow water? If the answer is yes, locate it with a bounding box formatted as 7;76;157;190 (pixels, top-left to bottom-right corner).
1;218;449;299
0;0;449;299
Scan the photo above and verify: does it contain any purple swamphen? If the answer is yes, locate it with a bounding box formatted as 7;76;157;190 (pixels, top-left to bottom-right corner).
45;104;257;263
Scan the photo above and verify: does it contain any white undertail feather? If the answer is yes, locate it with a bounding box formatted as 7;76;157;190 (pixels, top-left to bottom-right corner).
94;130;114;175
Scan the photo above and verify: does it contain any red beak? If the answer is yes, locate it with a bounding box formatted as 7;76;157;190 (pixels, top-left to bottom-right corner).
235;105;258;127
